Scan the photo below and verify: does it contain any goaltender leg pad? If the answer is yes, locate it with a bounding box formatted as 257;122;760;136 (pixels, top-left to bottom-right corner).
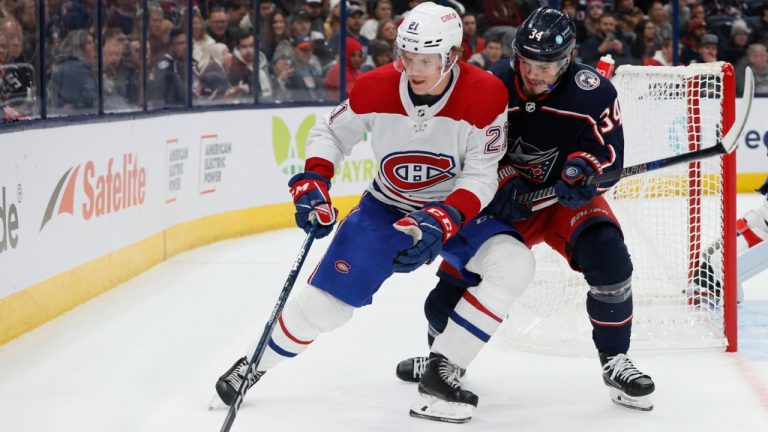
309;194;412;307
258;285;354;370
432;235;534;369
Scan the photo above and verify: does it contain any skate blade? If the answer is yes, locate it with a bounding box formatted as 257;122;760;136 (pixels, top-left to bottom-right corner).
208;394;225;411
609;388;653;411
409;392;474;423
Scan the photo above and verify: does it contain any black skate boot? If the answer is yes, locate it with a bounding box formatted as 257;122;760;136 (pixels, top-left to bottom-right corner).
409;354;478;423
396;356;465;383
600;353;655;411
214;356;265;406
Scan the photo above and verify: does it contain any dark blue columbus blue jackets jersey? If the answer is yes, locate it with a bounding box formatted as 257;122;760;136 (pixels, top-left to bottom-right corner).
489;59;624;207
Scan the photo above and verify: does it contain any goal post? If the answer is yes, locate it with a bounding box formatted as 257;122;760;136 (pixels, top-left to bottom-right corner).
499;62;738;355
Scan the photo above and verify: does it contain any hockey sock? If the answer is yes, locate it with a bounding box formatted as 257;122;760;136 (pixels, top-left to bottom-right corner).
255;285;354;370
431;235;534;368
424;279;468;346
587;292;633;355
431;288;504;369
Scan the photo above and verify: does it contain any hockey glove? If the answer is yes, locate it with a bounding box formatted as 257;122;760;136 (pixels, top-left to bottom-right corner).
288;171;338;239
554;155;600;209
392;202;462;273
486;165;532;223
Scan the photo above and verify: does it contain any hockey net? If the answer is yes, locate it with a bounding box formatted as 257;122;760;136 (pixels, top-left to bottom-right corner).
500;62;737;355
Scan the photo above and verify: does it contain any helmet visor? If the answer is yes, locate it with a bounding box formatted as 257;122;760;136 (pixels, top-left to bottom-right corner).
393;49;448;76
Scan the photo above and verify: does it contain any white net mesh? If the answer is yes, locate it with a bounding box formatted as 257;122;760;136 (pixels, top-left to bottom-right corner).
500;63;732;355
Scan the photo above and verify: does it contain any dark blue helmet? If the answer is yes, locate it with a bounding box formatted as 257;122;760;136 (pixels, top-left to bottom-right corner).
513;7;576;63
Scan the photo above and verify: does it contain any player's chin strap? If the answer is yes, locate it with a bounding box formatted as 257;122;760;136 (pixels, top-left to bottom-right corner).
423;59;458;94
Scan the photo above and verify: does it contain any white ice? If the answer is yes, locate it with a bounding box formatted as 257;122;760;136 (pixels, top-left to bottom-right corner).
1;194;767;432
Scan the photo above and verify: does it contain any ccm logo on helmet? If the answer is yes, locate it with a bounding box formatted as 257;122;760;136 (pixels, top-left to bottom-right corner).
380;151;456;192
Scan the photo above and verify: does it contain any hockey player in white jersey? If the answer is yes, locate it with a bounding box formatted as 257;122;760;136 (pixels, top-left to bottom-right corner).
213;2;534;423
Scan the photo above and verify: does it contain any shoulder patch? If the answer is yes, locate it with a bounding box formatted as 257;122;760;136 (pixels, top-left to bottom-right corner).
574;69;600;91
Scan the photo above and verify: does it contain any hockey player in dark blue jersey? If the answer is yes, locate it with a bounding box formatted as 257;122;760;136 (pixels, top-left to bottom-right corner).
396;7;656;412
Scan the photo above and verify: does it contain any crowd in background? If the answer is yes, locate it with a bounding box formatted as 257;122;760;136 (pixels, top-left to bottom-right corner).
0;0;766;122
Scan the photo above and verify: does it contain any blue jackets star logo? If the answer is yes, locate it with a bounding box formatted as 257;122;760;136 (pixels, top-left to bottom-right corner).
507;137;560;183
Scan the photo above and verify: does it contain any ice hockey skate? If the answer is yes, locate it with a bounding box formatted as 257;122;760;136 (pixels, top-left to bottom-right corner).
600;353;655;411
409;354;478;423
396;356;466;383
213;356;265;407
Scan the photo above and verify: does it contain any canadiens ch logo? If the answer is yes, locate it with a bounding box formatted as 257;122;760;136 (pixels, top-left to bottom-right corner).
380;151;456;192
335;260;351;273
575;70;600;91
508;137;559;183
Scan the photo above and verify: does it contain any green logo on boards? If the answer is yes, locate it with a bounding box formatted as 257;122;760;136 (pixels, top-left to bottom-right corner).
271;115;377;184
272;114;316;176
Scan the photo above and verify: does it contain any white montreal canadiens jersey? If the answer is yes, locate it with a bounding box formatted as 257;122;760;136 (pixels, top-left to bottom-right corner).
305;62;509;216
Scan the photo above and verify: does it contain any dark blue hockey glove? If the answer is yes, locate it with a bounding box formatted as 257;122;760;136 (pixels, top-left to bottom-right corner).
392;203;462;273
288;171;338;239
757;176;768;196
486;166;532;223
554;155;600;209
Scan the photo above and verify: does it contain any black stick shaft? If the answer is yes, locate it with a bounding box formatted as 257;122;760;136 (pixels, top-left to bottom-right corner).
220;223;319;432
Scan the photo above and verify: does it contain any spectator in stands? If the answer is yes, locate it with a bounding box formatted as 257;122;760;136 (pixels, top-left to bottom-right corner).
584;0;605;38
747;3;768;47
102;33;134;111
324;0;343;41
207;7;233;47
227;30;274;102
270;54;293;102
229;31;254;92
561;0;588;44
192;7;214;63
360;0;392;41
360;37;391;72
323;36;362;100
0;16;22;63
291;9;327;42
665;0;690;31
147;27;187;108
468;38;503;70
224;0;248;50
106;0;138;37
47;29;96;115
284;35;325;101
644;36;683;66
690;33;718;64
329;2;370;58
680;17;707;64
375;18;397;45
13;0;36;63
648;1;672;47
630;18;658;65
0;30;25;121
580;12;632;67
615;0;644;41
264;9;291;61
689;3;705;27
198;42;245;101
460;12;484;62
720;19;751;65
737;43;768;96
301;0;327;39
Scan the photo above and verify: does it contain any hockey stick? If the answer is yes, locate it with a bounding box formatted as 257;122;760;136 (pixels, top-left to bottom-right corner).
219;220;320;432
518;67;755;210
